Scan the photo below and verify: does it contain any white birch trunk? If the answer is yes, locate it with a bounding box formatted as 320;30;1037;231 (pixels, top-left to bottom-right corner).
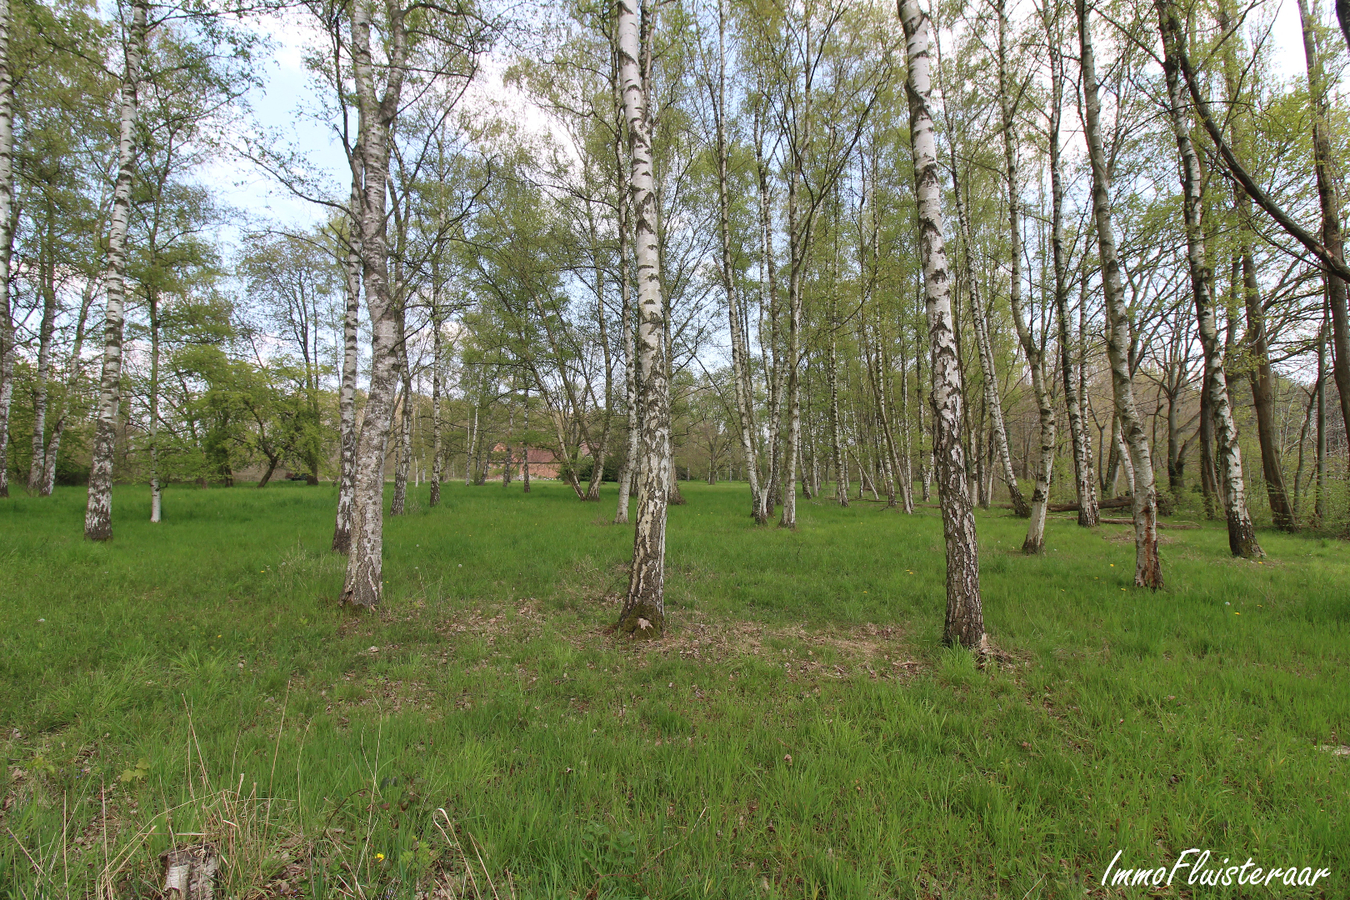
612;52;637;523
522;384;531;492
1294;0;1350;519
0;0;13;499
40;272;98;496
713;0;763;521
149;291;161;522
616;0;670;638
429;301;444;508
997;0;1055;552
780;175;803;529
1043;3;1098;527
391;371;412;515
26;274;57;493
902;0;985;649
333;191;362;551
84;0;148;540
340;0;410;608
1156;0;1260;556
947;148;1028;519
756;102;784;520
1080;0;1162;588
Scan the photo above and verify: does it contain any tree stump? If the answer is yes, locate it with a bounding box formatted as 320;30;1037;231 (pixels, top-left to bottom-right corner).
163;843;219;900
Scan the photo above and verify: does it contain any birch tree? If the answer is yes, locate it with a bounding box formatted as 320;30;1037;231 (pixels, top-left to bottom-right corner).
616;0;671;638
83;0;148;539
1042;0;1097;527
995;0;1055;552
1155;0;1260;557
901;0;983;649
706;0;763;520
340;0;489;607
1159;1;1350;466
1079;0;1161;588
332;195;361;551
0;0;14;498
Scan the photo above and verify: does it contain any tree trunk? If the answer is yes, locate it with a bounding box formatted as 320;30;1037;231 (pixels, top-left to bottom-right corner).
896;295;915;513
613;160;637;521
522;384;531;493
1157;0;1262;556
0;0;13;500
1293;383;1315;523
43;277;98;496
162;843;219;900
1201;2;1291;531
829;293;848;507
391;370;412;515
1297;0;1350;522
1044;1;1097;527
1316;306;1327;524
1242;247;1294;529
340;0;411;608
429;304;443;508
914;274;932;503
757;100;784;521
27;254;57;494
149;290;162;522
997;0;1054;552
503;400;515;487
903;0;984;649
333;192;362;551
1198;371;1218;519
616;0;670;639
84;0;148;540
713;0;763;522
946;146;1028;518
465;398;477;487
1082;0;1162;588
780;171;804;530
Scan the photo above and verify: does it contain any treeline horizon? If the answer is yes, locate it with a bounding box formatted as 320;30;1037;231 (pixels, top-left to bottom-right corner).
2;0;1349;642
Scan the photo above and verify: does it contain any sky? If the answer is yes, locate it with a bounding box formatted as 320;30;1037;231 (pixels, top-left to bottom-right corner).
206;0;1321;253
206;6;546;252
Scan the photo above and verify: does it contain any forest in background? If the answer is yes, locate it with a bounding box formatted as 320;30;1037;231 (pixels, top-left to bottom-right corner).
1;0;1349;627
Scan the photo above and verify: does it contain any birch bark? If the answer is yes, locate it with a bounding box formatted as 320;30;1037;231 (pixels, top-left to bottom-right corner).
946;147;1028;518
829;289;847;507
1080;0;1162;588
340;0;410;607
901;0;984;648
712;0;763;521
40;268;99;495
1296;0;1350;503
522;384;531;492
780;173;803;529
0;0;13;499
996;0;1055;552
1156;1;1260;557
1043;3;1097;527
85;0;149;540
149;290;161;522
27;246;57;493
1211;2;1293;530
429;294;444;507
616;0;670;638
333;191;362;551
613;118;638;522
612;47;639;523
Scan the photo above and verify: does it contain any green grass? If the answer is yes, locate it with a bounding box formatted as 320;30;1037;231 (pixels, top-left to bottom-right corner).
1;480;1347;898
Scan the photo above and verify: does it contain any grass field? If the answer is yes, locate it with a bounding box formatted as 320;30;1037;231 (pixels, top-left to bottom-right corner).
1;480;1348;899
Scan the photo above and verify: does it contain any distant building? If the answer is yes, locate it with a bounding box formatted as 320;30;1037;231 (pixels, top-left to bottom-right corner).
486;443;565;479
